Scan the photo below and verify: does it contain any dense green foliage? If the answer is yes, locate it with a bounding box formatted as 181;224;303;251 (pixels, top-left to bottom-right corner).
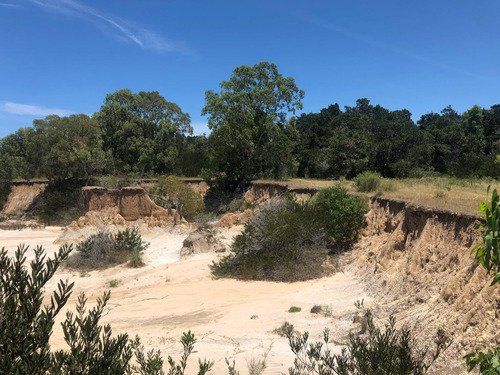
0;245;74;373
295;100;500;179
287;311;449;375
464;188;500;374
1;63;499;195
94;89;209;176
72;228;149;269
353;171;382;192
471;187;500;285
465;347;500;375
211;198;328;281
211;188;366;281
0;244;213;374
202;61;304;190
312;186;368;244
150;175;204;220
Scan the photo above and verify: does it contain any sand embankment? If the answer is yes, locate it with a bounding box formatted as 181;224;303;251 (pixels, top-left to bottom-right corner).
344;197;500;374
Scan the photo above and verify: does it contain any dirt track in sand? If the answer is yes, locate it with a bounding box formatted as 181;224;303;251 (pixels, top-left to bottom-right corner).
1;227;369;375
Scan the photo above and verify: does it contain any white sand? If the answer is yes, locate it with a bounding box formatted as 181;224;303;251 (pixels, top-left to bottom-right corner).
0;227;369;374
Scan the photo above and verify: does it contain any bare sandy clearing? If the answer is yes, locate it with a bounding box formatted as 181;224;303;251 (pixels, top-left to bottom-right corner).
1;227;369;375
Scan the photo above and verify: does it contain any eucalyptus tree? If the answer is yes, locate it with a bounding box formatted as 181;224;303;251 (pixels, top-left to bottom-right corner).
95;89;191;175
202;61;304;190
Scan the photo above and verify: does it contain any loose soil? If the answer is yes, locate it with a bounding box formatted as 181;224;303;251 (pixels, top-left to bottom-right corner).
1;227;369;375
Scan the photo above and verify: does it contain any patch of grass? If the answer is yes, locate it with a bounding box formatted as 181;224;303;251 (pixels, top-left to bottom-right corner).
246;343;272;375
433;190;447;198
378;179;398;193
128;251;145;268
107;279;120;288
288;306;301;313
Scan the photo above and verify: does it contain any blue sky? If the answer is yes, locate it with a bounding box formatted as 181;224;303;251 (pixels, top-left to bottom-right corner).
0;0;499;138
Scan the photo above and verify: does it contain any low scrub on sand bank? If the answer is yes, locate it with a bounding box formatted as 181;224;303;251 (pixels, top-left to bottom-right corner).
287;310;450;375
210;186;367;282
69;228;149;269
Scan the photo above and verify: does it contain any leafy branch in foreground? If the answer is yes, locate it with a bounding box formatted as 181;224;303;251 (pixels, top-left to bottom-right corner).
0;244;214;374
287;310;449;375
0;244;74;373
464;187;500;374
471;186;500;286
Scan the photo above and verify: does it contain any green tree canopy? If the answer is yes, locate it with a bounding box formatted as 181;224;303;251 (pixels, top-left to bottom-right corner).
95;89;192;175
202;61;304;189
25;114;104;182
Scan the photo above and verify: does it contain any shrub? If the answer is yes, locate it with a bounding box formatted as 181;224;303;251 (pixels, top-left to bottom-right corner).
353;171;382;192
150;175;204;221
71;228;149;269
464;187;500;373
0;244;214;374
288;306;302;313
465;347;500;375
312;186;367;244
287;311;449;375
210;198;329;282
310;305;332;316
273;322;295;337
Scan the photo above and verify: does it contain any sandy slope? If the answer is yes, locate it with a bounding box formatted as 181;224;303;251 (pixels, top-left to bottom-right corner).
0;227;369;375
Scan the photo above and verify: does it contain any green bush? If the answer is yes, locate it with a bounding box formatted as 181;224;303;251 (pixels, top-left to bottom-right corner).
210;197;329;282
464;187;500;373
353;171;382;192
211;188;366;281
0;244;213;374
465;347;500;375
150;175;204;221
287;311;449;375
71;228;149;269
312;186;367;244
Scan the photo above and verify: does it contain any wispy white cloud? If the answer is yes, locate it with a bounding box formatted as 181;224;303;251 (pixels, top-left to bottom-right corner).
298;13;484;80
0;3;20;7
27;0;187;53
2;101;72;117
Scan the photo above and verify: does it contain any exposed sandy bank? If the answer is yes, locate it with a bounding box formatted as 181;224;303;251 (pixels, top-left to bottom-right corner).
0;227;369;375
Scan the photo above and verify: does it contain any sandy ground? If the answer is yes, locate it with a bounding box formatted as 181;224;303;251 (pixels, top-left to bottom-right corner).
0;227;369;375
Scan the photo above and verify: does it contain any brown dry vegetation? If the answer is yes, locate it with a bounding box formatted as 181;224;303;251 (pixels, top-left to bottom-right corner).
256;177;499;216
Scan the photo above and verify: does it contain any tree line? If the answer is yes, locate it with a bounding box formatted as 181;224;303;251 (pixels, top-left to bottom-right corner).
1;61;499;193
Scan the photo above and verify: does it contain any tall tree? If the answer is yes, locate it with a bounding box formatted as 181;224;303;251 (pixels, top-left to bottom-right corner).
95;89;191;175
202;61;304;189
24;114;104;181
